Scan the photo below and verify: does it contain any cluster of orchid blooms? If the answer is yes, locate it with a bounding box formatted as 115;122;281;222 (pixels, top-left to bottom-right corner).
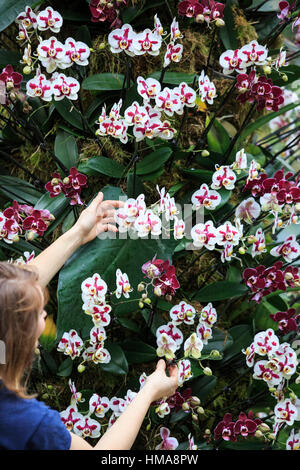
12;5;91;102
89;0;126;29
178;0;225;26
0;200;54;244
240;327;300;446
56;258;220;447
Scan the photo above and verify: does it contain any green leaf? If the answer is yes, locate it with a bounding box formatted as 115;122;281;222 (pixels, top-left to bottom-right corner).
100;341;129;375
0;0;36;31
54;99;84;130
54;131;79;170
194;281;248;302
239;101;300;143
0;49;22;68
82;73;126;91
0;175;42;205
180;168;214;184
116;317;140;333
85;156;126;178
121;340;157;363
202;328;233;356
254;299;279;331
190;375;217;401
34;192;69;218
223;324;253;363
219;0;238;50
148;71;196;85
271;65;300;86
56;356;73;377
136;147;173;175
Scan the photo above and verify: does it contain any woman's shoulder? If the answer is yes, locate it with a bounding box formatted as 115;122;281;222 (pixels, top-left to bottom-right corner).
0;387;71;450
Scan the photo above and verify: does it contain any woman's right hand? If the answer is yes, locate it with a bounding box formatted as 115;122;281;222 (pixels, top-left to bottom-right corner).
143;359;178;402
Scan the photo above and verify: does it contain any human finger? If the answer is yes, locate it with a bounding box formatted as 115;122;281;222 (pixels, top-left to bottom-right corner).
155;359;166;372
88;192;104;210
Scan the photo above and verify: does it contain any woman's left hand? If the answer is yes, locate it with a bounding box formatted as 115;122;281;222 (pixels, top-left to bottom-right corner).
73;192;125;245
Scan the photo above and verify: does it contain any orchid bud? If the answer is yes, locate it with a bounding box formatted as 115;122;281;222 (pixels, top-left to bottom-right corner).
263;65;272;75
49;213;55;221
189;396;201;407
137;283;145;292
154;286;162;296
258;423;270;432
139;301;144;308
42;393;49;400
201;150;210;157
195;14;205;22
165;294;172;302
9;92;16;101
98;42;106;50
238;247;246;255
203;367;212;376
146;423;151;431
192;413;199;423
51;177;60;185
282;74;288;82
6;80;14;91
47;385;53;390
215;18;225;27
182;402;190;411
23;65;32;75
295;376;300;384
77;364;85;373
255;430;264;438
197;406;205;415
144;298;152;305
63;177;70;185
210;350;221;359
268;433;276;440
142;293;147;299
284;272;293;281
26;231;36;241
12;234;20;243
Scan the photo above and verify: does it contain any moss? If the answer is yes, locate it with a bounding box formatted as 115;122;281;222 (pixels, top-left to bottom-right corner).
233;7;258;46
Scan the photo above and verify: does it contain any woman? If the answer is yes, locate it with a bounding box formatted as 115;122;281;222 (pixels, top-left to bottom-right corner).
0;192;178;450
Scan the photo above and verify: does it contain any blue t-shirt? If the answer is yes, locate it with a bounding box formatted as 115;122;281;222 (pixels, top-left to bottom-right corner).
0;385;72;450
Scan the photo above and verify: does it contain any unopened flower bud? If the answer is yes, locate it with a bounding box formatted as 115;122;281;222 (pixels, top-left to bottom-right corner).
12;234;20;243
247;235;257;244
144;298;152;305
189;396;201;407
269;387;276;393
268;433;276;440
139;301;144;308
146;423;151;431
196;14;205;22
201;150;210;157
284;272;293;281
142;293;147;299
289;392;296;401
282;74;288;82
137;283;145;292
154;286;162;296
192;413;199;423
47;385;53;390
51;177;60;185
182;402;190;411
26;231;36;241
165;294;172;302
9;92;16;101
263;65;272;75
42;393;49;400
197;406;205;415
204;429;211;436
23;65;32;75
295;376;300;384
258;423;270;432
49;213;55;221
77;364;85;373
238;247;246;255
98;42;106;50
210;350;221;359
6;81;14;91
255;430;264;438
63;177;70;185
215;18;225;27
203;367;212;376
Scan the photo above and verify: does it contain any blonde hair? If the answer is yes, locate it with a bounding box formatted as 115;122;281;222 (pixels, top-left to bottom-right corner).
0;261;48;398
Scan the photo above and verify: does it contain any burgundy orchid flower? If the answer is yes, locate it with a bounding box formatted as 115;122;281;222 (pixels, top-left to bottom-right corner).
45;167;87;206
154;261;180;297
234;411;262;438
270;308;300;335
0;65;23;90
178;0;203;18
22;209;49;236
214;413;237;442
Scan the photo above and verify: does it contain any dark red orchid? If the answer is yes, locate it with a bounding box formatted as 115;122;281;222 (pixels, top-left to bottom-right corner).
89;0;125;26
178;0;203;18
0;65;22;90
243;261;289;303
278;1;295;21
234;411;262;438
154;261;180;297
45;167;87;206
270;308;300;334
3;200;21;222
243;173;268;197
236;73;284;112
214;413;237;442
22;209;49;236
